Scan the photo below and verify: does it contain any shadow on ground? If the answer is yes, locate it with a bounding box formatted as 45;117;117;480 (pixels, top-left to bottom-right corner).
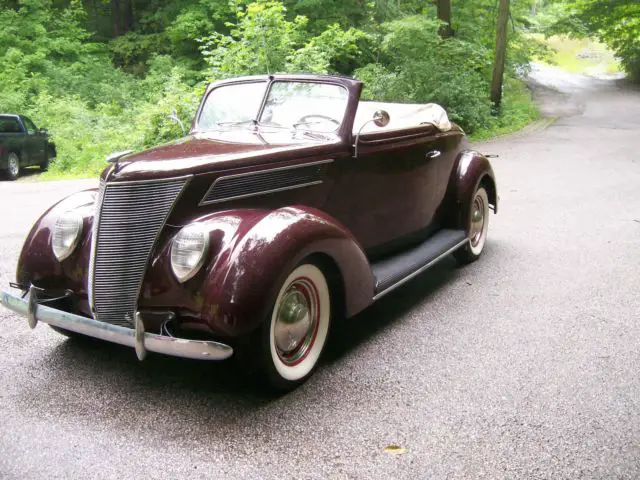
22;257;462;423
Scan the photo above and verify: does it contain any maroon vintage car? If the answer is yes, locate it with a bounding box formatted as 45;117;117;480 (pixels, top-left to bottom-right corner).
0;74;497;390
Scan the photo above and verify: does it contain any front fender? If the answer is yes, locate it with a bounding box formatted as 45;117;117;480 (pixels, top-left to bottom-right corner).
197;206;374;336
16;189;97;291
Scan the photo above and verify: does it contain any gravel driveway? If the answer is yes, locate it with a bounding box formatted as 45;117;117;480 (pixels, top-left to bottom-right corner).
1;68;639;479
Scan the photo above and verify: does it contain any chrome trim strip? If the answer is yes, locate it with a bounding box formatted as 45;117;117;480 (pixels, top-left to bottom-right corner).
353;130;430;148
199;158;334;206
98;174;193;186
1;289;233;361
88;179;105;314
372;239;469;301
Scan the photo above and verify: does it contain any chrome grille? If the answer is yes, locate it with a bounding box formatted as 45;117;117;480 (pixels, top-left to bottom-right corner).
89;177;188;327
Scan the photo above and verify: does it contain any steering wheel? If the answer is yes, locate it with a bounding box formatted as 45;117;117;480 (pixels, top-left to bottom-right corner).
295;115;340;127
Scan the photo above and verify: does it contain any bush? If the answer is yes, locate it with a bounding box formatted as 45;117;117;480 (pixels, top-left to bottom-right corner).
354;16;495;133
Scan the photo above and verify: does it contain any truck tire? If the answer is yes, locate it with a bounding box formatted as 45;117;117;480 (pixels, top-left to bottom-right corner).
6;152;20;181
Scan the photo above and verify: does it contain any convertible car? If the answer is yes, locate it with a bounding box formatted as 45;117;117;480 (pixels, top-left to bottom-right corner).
0;74;497;390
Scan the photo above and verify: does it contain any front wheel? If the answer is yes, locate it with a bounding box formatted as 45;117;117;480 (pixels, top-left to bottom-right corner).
454;186;490;265
240;262;332;391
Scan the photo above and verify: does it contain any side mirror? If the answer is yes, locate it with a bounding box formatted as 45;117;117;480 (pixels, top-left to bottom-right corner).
373;110;390;127
353;110;391;158
38;128;48;135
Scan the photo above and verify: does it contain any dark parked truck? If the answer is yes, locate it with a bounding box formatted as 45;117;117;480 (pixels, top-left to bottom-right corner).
0;114;56;180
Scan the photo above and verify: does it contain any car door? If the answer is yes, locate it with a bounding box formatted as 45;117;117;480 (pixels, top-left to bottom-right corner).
20;117;46;165
0;116;27;165
323;126;461;256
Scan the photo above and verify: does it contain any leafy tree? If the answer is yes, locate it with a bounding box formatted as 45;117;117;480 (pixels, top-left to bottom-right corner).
354;16;495;132
548;0;640;81
199;1;368;78
0;0;542;176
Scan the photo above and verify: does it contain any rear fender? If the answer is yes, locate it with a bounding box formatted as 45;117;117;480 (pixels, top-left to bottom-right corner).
451;150;498;233
194;207;374;336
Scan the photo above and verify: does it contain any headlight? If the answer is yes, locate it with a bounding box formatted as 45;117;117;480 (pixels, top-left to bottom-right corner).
52;211;83;261
171;224;209;283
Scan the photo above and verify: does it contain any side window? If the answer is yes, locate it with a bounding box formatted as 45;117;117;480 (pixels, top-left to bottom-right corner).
22;117;37;135
0;117;23;133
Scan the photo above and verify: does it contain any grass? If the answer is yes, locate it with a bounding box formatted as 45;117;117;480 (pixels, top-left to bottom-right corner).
17;166;99;182
535;34;621;75
470;79;540;142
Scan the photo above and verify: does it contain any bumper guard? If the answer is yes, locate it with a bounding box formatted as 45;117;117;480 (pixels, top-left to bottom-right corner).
1;287;233;361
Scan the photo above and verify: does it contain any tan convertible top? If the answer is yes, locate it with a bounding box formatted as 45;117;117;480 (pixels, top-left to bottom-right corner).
353;101;452;134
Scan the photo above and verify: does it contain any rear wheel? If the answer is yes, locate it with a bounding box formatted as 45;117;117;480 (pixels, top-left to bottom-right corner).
239;262;332;391
454;186;490;264
40;158;49;171
6;152;20;180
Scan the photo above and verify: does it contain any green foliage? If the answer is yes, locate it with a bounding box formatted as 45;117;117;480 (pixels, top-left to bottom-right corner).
545;0;640;81
0;0;203;177
1;0;543;178
200;1;309;76
470;78;540;141
355;16;495;133
199;1;370;77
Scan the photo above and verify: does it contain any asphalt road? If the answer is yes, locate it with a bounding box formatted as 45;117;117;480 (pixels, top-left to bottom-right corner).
1;68;639;479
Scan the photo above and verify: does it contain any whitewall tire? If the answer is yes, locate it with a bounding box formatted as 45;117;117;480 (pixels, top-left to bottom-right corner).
240;262;332;391
454;186;490;264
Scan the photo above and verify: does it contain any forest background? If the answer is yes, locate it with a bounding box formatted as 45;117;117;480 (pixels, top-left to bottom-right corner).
0;0;637;177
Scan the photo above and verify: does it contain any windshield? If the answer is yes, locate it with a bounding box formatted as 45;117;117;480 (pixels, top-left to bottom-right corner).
198;82;267;130
260;82;348;132
197;80;348;133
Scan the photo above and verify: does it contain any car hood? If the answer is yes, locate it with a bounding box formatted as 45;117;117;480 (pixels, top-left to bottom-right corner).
107;129;345;182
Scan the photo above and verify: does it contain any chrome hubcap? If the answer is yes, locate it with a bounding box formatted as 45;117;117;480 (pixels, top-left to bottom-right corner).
8;157;18;177
470;195;485;247
274;279;318;365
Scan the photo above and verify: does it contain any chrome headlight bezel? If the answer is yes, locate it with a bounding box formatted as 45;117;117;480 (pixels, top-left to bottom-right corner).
52;211;84;261
170;224;210;283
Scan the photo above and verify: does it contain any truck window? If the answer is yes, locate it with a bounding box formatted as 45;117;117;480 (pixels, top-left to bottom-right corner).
0;117;23;133
22;117;37;135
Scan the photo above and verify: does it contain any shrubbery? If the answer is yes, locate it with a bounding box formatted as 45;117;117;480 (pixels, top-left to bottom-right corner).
0;0;541;178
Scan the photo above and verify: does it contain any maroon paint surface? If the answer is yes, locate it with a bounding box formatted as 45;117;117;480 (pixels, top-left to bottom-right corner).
15;74;497;338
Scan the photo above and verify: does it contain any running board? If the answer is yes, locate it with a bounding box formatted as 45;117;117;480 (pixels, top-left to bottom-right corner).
372;229;468;299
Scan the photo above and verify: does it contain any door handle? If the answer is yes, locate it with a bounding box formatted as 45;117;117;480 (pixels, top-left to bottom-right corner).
426;150;441;159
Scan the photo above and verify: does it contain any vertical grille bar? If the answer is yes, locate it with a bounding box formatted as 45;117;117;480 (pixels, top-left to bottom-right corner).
89;177;188;327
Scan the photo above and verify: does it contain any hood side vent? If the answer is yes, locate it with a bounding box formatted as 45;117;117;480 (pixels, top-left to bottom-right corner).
200;159;333;205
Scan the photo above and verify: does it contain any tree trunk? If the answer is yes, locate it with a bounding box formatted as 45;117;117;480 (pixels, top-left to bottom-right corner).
111;0;121;37
531;0;537;16
437;0;454;38
490;0;510;108
123;0;134;34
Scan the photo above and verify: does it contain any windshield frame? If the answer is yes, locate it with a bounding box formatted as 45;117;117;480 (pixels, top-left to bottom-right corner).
193;77;350;135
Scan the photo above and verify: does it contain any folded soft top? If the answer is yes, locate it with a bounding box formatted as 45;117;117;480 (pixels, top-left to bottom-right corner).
353;101;452;134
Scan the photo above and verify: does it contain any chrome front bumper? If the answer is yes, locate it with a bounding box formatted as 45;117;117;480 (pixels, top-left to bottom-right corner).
0;288;233;361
